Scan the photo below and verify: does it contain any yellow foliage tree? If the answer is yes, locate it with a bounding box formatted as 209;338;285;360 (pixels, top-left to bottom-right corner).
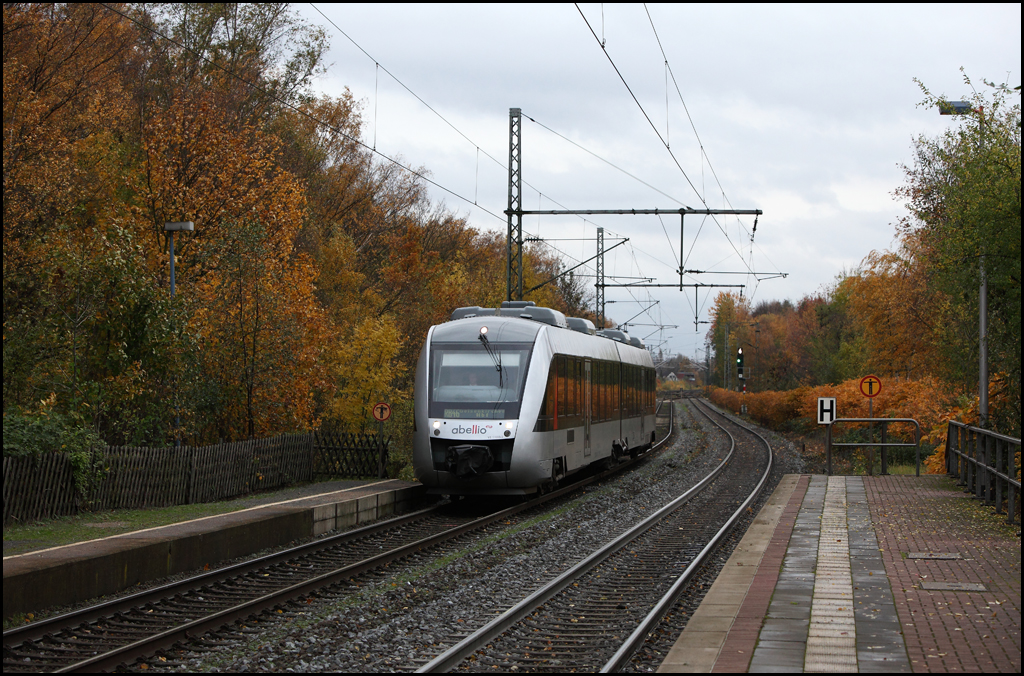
328;316;404;431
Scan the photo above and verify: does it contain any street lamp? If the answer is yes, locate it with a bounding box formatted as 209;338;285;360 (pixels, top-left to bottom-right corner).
164;221;194;298
938;102;988;428
164;221;193;446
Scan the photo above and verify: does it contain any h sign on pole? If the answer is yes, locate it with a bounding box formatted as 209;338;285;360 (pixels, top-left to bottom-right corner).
818;397;837;425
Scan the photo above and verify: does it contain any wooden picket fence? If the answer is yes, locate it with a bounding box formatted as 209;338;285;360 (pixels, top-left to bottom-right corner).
3;453;79;526
86;433;314;510
313;431;390;479
3;431;389;525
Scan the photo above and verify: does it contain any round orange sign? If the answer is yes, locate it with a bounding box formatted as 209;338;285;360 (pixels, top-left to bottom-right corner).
372;402;392;422
859;375;882;398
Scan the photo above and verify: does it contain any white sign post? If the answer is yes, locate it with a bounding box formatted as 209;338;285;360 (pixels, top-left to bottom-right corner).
817;397;837;425
818;397;837;475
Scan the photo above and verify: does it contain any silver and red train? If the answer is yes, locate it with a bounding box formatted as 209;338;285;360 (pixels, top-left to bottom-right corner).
413;302;656;496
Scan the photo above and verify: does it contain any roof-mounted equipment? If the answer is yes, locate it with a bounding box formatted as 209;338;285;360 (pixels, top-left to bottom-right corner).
565;317;597;335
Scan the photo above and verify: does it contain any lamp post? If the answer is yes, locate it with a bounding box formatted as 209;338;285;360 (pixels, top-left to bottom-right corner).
939;101;988;428
165;221;193;445
165;221;193;297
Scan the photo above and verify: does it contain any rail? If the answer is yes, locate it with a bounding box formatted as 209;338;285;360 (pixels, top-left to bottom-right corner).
946;421;1020;526
825;417;921;476
601;399;774;672
5;404;675;673
417;398;769;673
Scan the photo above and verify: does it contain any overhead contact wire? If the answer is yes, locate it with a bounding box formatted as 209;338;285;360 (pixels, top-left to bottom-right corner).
576;5;757;279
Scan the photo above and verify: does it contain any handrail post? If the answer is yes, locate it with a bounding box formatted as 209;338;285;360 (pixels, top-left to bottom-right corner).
976;432;985;501
958;425;967;485
1008;446;1017;526
994;438;1005;515
826;423;832;476
880;422;888;475
966;428;974;493
984;433;993;505
915;421;921;477
945;422;953;476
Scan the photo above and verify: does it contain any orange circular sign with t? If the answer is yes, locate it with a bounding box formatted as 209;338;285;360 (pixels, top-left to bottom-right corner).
859;375;882;398
372;402;392;422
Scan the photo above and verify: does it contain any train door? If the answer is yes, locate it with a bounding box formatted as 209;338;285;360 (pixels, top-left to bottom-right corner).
584;360;592;457
640;369;646;441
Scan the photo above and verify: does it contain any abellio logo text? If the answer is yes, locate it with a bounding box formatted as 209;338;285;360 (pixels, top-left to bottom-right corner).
452;425;491;435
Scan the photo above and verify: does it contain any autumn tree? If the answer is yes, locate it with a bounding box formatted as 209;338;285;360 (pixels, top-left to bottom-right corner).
804;275;867;385
707;292;753;388
847;233;941;379
3;2;609;455
900;75;1021;433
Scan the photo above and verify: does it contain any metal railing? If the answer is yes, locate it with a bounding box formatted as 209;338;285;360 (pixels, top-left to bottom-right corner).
946;422;1020;526
825;417;921;476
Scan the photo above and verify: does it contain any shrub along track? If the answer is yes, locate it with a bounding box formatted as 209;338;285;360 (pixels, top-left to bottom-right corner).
2;405;674;673
417;398;772;673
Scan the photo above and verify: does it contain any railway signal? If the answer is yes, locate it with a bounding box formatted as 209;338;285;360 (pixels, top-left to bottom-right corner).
736;347;744;379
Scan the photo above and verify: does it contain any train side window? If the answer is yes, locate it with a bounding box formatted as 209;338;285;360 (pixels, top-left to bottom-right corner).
561;356;569;426
622;364;630;417
608;362;615;420
577;358;585;421
631;366;638;417
625;365;630;417
604;361;611;421
566;358;574;419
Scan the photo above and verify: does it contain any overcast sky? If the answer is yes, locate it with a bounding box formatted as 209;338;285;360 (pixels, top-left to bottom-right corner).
300;3;1021;361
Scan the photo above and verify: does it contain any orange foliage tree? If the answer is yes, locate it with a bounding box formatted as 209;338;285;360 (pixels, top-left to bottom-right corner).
2;3;622;453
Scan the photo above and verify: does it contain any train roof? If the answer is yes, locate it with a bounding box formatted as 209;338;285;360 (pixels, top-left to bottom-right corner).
440;305;652;367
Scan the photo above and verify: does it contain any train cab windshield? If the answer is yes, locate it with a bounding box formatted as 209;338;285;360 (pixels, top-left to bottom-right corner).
429;342;533;419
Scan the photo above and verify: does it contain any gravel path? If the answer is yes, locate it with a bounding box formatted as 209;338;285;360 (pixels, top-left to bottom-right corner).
136;402;808;673
145;403;728;672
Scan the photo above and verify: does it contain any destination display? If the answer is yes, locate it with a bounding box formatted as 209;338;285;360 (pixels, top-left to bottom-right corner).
443;408;507;419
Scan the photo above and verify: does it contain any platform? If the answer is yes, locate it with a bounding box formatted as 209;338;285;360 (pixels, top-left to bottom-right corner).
3;479;425;621
659;474;1021;673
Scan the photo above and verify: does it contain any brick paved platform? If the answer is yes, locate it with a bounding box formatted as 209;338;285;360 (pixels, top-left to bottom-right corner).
659;474;1021;673
866;475;1020;673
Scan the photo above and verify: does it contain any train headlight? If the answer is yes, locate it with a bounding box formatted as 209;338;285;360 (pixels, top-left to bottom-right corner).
479;326;488;336
505;422;514;429
433;420;441;429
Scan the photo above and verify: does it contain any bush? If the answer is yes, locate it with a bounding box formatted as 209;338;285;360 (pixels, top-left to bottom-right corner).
3;409;103;493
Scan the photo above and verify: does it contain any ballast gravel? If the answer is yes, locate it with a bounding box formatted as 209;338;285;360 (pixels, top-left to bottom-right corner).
150;402;796;673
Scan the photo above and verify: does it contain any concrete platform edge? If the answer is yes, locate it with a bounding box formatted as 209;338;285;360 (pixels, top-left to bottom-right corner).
658;474;802;673
3;482;425;620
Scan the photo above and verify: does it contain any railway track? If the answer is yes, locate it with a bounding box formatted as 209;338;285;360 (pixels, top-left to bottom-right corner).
416;398;772;673
3;404;674;673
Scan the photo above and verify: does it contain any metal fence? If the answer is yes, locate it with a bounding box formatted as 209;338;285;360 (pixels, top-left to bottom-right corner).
946;421;1020;526
825;417;922;476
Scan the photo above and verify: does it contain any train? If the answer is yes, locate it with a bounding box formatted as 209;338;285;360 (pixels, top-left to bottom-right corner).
413;301;657;496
